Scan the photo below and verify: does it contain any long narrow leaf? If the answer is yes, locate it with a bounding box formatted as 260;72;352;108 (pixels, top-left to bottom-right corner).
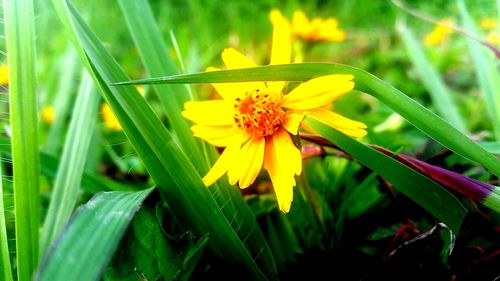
458;0;500;140
35;188;153;281
0;164;13;281
114;63;500;177
4;0;40;279
397;19;466;133
306;117;467;233
117;0;205;170
44;49;79;155
40;71;100;256
51;1;270;279
0;136;137;193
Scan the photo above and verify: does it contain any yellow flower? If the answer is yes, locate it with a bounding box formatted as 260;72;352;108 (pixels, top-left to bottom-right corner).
480;17;497;30
182;10;366;212
101;103;122;131
424;18;454;46
41;106;55;124
101;86;145;132
0;65;9;85
289;10;346;42
487;31;500;45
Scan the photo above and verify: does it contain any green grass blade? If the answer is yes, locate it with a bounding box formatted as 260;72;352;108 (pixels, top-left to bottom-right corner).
0;136;138;193
34;188;153;281
44;49;79;155
117;0;205;170
51;2;270;279
458;0;500;140
396;20;467;133
40;71;100;256
0;164;13;281
306;117;467;233
116;63;500;177
480;141;500;154
4;0;40;279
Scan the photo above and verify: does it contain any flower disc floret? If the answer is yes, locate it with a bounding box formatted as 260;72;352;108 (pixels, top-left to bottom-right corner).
233;90;285;138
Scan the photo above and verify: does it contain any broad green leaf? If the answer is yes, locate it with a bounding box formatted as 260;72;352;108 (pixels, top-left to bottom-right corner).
115;63;500;177
40;71;100;256
136;206;208;281
0;164;13;281
4;0;40;279
458;0;500;140
397;19;466;133
51;1;272;279
34;188;153;281
306;117;467;233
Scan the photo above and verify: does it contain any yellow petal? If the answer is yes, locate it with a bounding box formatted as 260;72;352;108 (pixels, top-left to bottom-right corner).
235;137;265;189
306;108;367;138
202;145;238;187
191;125;248;147
292;10;310;37
283;112;304;135
264;128;302;212
283;74;354;110
182;100;234;126
206;67;247;101
42;106;56;124
268;10;291;93
220;49;266;91
222;48;257;69
0;65;9;85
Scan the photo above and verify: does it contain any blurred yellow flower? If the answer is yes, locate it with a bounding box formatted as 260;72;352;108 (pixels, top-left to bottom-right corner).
101;86;145;132
288;10;346;42
487;31;500;45
480;17;497;30
182;10;366;212
424;18;454;46
101;103;122;131
0;65;9;85
41;106;55;124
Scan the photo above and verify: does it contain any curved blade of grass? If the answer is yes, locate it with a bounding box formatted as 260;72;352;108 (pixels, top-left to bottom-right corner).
458;0;500;140
114;63;500;177
51;1;270;279
117;0;205;170
396;19;466;133
40;71;100;257
4;0;40;279
306;117;467;233
0;163;14;281
34;188;153;281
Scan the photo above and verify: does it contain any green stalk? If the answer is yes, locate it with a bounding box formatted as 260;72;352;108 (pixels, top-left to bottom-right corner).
117;63;500;177
4;0;40;280
39;71;100;257
0;164;13;281
306;117;467;233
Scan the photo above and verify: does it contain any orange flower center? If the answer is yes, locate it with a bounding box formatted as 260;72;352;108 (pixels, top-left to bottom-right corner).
233;89;285;138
